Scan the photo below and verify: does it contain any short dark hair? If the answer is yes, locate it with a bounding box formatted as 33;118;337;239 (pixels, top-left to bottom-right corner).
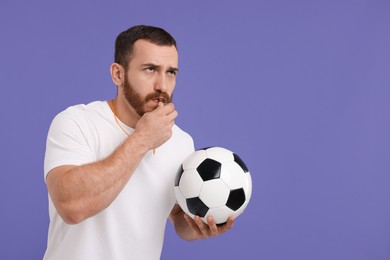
114;25;177;70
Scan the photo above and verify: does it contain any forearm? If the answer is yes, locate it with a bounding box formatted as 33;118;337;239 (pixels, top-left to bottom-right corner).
47;133;149;224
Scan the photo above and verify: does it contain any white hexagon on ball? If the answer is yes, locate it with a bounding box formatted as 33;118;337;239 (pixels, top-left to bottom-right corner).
205;206;235;224
182;150;207;170
199;180;230;208
220;161;246;190
178;169;203;198
205;147;234;163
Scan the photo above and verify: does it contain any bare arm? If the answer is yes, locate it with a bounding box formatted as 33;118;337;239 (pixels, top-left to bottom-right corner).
169;204;234;241
46;133;148;224
46;102;177;224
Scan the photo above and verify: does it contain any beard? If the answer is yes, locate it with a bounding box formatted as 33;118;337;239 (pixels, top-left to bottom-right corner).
123;72;172;117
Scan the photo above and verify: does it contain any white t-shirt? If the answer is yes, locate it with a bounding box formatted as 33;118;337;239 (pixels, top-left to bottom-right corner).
43;101;194;260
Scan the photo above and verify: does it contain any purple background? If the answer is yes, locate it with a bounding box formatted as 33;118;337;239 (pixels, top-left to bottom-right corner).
1;0;389;259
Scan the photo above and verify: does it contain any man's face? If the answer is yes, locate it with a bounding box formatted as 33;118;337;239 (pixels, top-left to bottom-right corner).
123;39;179;116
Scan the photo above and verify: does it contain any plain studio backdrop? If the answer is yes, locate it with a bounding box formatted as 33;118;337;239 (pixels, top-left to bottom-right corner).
0;0;389;259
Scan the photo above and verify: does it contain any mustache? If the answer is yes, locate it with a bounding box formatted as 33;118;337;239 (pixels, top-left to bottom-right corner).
145;92;171;103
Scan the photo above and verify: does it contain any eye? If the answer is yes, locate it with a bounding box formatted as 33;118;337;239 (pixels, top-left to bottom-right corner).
168;70;177;76
146;66;155;72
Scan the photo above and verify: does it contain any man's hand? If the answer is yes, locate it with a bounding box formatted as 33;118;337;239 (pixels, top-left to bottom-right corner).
170;204;234;240
183;214;234;239
134;102;178;151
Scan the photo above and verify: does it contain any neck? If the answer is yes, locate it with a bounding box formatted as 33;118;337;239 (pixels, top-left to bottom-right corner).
110;96;140;128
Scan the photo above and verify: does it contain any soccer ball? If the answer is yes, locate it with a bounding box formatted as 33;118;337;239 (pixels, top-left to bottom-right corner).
174;147;252;225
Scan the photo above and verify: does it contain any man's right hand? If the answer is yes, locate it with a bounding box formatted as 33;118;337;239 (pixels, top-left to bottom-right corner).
133;102;178;151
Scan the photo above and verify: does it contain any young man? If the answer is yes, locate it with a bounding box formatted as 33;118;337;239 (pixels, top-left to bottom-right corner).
43;25;234;259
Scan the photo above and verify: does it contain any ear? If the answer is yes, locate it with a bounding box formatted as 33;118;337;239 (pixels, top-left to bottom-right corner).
110;63;125;86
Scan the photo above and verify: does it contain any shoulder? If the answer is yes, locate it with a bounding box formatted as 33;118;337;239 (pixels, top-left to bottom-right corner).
55;101;108;119
170;125;195;155
51;101;109;126
47;101;111;140
173;125;193;142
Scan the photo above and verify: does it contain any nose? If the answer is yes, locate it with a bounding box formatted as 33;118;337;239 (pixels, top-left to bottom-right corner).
154;73;168;93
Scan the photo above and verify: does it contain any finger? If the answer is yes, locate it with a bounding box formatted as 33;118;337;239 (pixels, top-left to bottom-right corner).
226;215;235;227
183;214;201;235
194;216;208;235
157;104;177;122
153;101;169;114
158;102;175;115
167;110;178;122
206;216;219;236
218;216;235;233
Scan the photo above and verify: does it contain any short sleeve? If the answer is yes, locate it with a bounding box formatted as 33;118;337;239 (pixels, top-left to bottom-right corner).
44;109;95;180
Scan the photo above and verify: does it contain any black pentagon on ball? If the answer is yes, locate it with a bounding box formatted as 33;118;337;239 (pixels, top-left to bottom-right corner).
226;188;246;211
175;165;184;186
233;153;249;173
196;158;222;181
186;197;209;217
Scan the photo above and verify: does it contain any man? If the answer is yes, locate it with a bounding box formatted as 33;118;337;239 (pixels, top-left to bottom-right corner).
43;25;234;259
